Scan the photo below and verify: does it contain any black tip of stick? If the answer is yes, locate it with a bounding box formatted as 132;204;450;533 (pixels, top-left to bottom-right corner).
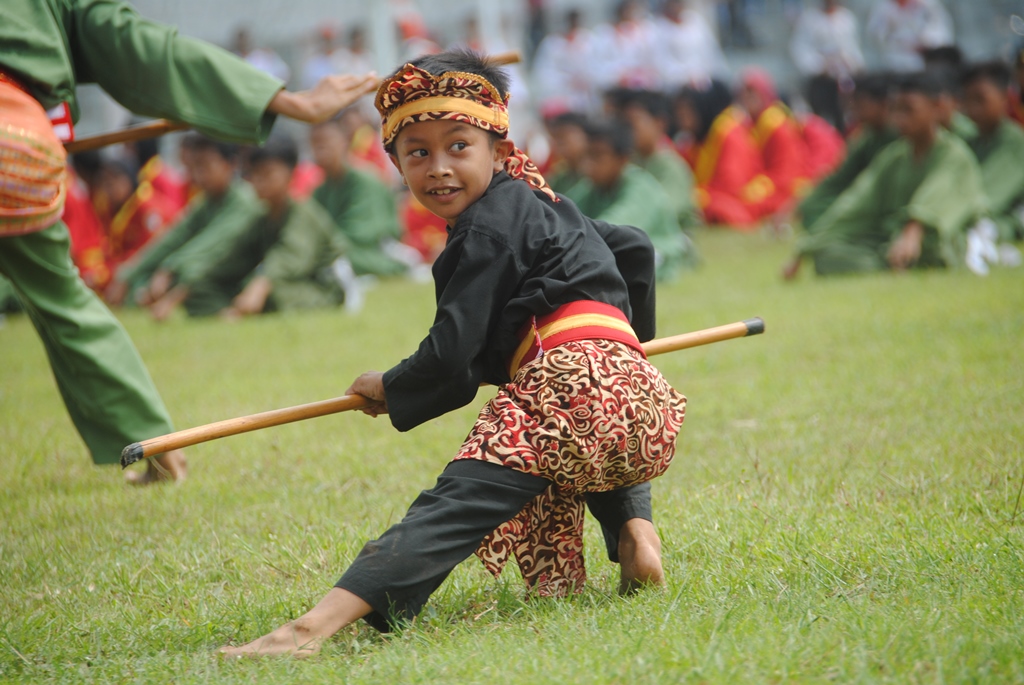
743;317;765;336
120;443;144;469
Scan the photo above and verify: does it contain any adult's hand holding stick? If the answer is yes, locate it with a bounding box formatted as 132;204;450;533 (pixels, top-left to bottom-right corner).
120;317;765;468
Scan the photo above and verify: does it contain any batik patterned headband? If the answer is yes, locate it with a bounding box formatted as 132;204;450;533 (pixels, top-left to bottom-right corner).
376;63;557;201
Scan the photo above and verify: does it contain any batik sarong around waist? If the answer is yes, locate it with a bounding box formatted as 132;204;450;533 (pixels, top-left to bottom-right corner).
0;74;67;236
454;337;687;598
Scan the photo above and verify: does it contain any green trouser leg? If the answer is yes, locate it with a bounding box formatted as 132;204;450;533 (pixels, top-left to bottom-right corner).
0;222;174;464
811;243;887;276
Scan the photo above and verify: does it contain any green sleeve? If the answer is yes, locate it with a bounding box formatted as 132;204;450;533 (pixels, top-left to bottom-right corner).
642;151;701;229
334;172;402;247
67;0;282;143
169;192;264;285
595;168;688;280
116;197;206;287
799;131;878;228
262;203;342;283
797;146;895;256
977;125;1024;219
909;136;987;253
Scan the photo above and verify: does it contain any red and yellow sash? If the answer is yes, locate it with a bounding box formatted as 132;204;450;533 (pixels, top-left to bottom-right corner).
508;301;645;377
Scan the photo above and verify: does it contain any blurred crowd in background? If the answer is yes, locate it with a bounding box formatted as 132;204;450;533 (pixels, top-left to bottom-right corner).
3;0;1022;319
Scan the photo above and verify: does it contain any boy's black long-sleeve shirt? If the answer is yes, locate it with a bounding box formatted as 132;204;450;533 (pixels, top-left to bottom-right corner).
382;172;657;432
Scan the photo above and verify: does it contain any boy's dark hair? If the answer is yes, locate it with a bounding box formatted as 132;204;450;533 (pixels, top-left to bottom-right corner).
893;71;944;99
961;60;1012;91
619;89;673;122
183;132;240;163
409;49;511;99
675;79;733;142
602;86;634;113
921;45;963;70
249;135;299;169
584;118;634;157
853;72;892;102
546;111;589;131
100;156;139;187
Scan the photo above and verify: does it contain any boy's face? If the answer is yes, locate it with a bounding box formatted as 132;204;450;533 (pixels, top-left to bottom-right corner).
623;104;662;156
963;78;1007;135
390;120;512;225
934;92;957;127
192;148;235;197
310;122;350;175
852;94;888;130
549;122;588;169
583;139;628;191
890;91;938;141
99;167;134;209
249;159;293;206
675;99;700;136
738;85;765;119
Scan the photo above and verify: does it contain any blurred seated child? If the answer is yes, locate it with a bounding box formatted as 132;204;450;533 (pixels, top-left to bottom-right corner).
543;111;590;194
150;136;348;319
107;134;262;307
619;89;702;230
568;119;695;281
783;72;987;278
95;156;180;271
674;80;764;229
1011;46;1024;127
310;116;408;277
961;61;1024;273
798;73;899;229
737;68;810;220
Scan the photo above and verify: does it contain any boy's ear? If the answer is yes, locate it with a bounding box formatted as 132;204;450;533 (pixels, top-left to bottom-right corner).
387;153;406;184
493;139;515;170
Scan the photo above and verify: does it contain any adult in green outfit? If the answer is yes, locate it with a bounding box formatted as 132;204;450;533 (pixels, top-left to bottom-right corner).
108;135;263;309
783;73;987;279
151;137;348;319
309;118;407;278
0;0;377;483
568;120;697;282
619;89;703;231
798;73;900;229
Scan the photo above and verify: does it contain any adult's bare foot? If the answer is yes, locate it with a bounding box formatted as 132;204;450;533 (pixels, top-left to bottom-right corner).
617;518;665;595
218;620;323;659
124;449;187;486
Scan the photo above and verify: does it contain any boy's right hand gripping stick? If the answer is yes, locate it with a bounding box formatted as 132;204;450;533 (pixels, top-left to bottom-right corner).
120;317;765;468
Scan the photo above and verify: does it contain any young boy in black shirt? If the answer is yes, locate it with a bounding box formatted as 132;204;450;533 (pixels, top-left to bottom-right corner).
220;51;687;658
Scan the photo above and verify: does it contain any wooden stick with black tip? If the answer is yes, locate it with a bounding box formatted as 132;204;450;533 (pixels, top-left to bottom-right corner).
64;51;523;155
120;318;764;468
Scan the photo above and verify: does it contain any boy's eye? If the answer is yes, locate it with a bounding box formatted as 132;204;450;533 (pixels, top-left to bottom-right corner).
451;141;467;152
410;149;428;159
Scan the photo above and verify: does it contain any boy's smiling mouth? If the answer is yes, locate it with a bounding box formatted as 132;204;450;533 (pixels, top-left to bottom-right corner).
428;186;462;198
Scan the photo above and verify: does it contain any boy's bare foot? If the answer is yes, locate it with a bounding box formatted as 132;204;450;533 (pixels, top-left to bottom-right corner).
219;588;372;660
218;620;324;659
124;449;187;486
617;518;665;595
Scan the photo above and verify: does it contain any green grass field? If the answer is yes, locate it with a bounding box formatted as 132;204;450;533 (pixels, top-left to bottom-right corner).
2;232;1022;683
